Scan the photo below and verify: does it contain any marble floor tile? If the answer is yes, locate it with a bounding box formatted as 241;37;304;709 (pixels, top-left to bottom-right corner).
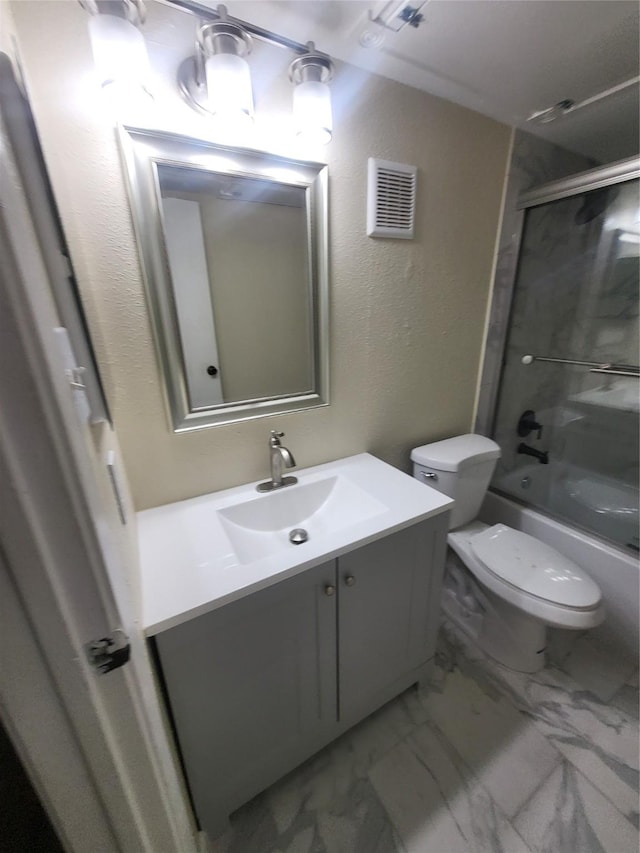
611;668;640;720
612;683;640;720
372;722;531;853
497;666;637;769
212;772;400;853
418;667;562;817
369;739;473;853
533;720;639;823
514;761;639;853
560;634;638;703
211;721;402;853
436;621;640;827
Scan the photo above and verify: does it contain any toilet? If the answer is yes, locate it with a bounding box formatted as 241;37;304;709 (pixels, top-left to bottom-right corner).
412;434;604;672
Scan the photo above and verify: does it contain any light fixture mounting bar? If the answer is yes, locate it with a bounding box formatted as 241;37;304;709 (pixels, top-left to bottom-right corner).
158;0;330;59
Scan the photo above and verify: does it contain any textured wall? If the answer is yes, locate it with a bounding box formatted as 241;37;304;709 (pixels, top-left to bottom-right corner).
11;0;510;510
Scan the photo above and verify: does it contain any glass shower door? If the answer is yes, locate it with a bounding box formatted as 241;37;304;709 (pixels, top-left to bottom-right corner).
491;176;639;552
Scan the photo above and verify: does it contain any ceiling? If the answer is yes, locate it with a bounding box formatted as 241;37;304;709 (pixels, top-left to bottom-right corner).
192;0;640;164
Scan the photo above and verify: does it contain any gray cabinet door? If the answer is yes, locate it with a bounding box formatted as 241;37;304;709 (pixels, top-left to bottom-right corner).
337;517;447;722
155;560;337;837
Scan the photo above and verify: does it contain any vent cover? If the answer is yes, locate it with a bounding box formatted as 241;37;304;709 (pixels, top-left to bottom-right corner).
367;158;417;239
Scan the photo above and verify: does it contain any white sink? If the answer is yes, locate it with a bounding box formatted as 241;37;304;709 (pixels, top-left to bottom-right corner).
218;475;386;564
137;453;453;635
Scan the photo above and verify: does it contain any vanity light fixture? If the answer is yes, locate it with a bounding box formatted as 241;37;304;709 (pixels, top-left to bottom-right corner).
179;7;254;125
79;0;152;106
289;45;334;145
175;3;335;144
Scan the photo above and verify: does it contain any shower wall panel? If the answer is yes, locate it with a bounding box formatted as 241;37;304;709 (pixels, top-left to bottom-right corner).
475;130;596;435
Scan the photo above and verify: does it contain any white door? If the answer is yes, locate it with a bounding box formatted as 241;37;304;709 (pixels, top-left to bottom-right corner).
162;196;225;407
0;54;197;853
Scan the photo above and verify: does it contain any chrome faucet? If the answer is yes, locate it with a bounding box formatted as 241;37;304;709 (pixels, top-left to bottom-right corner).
256;430;298;492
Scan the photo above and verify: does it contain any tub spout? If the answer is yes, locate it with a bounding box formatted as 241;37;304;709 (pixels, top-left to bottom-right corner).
517;442;549;464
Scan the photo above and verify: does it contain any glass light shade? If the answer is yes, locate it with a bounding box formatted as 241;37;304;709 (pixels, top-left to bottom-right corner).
88;13;151;104
205;52;254;125
293;80;332;145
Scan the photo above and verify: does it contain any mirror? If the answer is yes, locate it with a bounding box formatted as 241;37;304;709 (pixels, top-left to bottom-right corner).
119;127;329;430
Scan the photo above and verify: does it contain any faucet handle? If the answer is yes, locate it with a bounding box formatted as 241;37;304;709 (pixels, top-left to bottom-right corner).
269;429;284;445
517;410;543;440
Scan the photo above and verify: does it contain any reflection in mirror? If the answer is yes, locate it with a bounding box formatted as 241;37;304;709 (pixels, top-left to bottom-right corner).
158;166;313;408
119;127;329;431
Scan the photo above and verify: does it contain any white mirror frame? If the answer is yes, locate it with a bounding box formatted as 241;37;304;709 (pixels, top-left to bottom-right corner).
119;126;329;431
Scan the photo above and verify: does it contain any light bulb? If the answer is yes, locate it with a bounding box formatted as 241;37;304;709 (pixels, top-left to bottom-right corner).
293;79;332;145
205;52;254;125
87;13;152;110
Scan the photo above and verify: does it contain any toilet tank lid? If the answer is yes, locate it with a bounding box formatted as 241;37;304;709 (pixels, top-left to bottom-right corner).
411;434;501;472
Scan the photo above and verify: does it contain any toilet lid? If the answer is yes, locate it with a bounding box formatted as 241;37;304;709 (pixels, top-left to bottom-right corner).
470;524;601;609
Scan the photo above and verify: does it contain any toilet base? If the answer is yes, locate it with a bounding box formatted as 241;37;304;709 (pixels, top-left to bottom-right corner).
442;554;547;673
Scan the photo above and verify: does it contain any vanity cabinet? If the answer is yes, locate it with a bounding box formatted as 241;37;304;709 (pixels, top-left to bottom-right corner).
338;522;444;722
155;560;337;837
154;514;448;838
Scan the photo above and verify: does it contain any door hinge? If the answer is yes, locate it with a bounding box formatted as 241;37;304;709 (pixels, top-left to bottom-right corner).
66;365;86;390
86;630;130;674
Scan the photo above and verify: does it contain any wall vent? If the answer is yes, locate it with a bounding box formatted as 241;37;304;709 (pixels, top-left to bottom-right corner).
367;158;417;239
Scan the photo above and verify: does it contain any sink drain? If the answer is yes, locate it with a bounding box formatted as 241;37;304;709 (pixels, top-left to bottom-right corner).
289;528;309;545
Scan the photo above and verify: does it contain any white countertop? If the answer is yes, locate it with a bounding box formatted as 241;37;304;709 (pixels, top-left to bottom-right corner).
138;453;453;635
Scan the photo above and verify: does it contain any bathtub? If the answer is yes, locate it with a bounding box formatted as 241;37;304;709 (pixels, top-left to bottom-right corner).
493;461;639;550
480;486;639;663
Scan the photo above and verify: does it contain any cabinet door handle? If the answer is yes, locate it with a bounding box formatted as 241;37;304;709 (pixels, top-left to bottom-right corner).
344;575;356;587
324;584;335;596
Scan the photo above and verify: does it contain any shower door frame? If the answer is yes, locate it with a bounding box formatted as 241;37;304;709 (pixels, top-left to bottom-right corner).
475;153;640;548
476;153;640;439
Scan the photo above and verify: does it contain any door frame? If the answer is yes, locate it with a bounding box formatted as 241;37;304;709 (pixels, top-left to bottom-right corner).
0;81;199;853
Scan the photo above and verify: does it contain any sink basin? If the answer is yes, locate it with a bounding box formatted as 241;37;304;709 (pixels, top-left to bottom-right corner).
137;452;454;635
218;475;386;564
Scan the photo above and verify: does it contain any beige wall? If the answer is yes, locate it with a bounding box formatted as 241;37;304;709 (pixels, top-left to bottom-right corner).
11;0;511;510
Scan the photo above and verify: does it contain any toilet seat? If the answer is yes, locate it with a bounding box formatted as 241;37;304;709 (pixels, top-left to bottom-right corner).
470;524;602;611
447;522;604;629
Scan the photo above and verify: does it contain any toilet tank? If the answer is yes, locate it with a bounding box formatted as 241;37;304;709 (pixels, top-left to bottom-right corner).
411;434;501;530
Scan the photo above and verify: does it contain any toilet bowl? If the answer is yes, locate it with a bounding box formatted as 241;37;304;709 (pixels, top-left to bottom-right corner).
412;434;604;672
